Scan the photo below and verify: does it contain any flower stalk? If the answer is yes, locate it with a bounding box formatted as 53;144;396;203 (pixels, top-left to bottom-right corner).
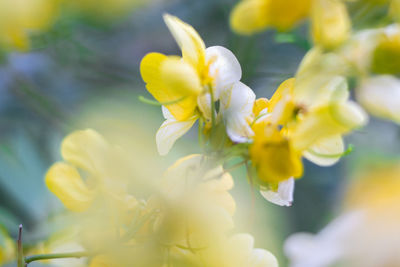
24;251;90;265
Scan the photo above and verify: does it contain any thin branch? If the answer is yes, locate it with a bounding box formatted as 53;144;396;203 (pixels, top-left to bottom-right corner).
24;251;91;265
17;224;24;267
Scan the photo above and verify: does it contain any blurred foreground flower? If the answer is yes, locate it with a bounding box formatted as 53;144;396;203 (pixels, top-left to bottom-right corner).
40;129;278;266
285;163;400;267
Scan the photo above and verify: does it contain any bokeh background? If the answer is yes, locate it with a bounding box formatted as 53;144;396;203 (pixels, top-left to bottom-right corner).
0;0;399;266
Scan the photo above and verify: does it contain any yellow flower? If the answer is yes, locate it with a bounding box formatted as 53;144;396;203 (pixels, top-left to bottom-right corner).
249;77;366;205
140;14;255;155
230;0;350;48
180;233;279;267
230;0;312;34
89;255;117;267
0;0;58;50
155;154;236;248
311;0;351;49
250;122;303;184
371;25;400;75
45;129;135;212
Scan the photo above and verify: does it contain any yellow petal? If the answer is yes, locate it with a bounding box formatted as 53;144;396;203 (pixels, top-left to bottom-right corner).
1;28;30;51
268;78;296;124
161;57;203;95
163;14;206;72
140;52;200;121
311;0;351;49
371;29;400;75
267;0;312;31
253;98;269;116
89;255;116;267
251;126;303;183
61;129;109;174
390;0;400;22
268;78;295;110
18;0;58;30
291;102;368;151
229;0;269;35
303;135;344;166
45;162;94;212
294;75;350;109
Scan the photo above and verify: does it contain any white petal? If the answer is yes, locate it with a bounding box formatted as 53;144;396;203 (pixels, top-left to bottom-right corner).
285;211;364;267
249;249;279;267
303;135;344;166
161;105;174;120
206;46;242;99
220;82;255;143
156;115;198;155
260;177;294;207
356;75;400;123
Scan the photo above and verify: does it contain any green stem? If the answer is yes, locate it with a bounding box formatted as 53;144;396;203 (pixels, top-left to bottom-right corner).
17;225;24;267
208;85;216;130
138;95;186;106
24;251;91;264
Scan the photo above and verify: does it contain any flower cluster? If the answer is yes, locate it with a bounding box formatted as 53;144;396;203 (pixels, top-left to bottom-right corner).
7;0;400;266
44;129;278;266
141;14;367;206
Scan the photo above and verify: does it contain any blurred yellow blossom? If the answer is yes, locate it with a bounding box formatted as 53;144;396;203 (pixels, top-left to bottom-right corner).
175;233;279;267
154;154;236;248
230;0;350;48
45;129;136;212
230;0;311;34
0;0;58;50
311;0;351;49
